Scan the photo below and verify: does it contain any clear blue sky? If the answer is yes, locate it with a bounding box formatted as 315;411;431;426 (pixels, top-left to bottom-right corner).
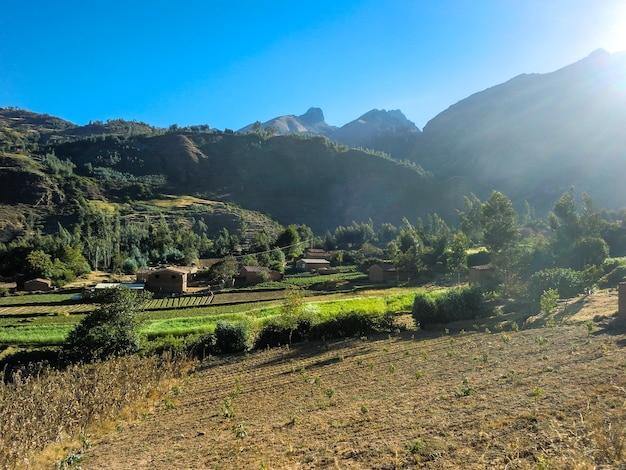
1;1;625;131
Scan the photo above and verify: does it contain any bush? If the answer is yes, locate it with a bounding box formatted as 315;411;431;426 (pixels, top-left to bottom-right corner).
309;311;400;340
214;321;250;354
254;317;313;349
528;268;588;304
412;286;490;328
188;333;216;359
411;294;438;327
121;257;138;274
63;286;149;362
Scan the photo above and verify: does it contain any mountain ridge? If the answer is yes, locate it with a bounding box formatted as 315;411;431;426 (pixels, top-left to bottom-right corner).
2;49;626;242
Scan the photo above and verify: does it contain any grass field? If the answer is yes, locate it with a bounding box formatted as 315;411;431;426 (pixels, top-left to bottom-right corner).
0;285;421;346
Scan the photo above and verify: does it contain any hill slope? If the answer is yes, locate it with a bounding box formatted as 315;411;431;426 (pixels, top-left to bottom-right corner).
416;49;626;213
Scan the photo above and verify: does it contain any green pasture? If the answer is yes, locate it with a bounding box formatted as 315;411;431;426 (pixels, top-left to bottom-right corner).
0;286;425;347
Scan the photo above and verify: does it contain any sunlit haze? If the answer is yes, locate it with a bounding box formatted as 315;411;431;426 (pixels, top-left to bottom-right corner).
1;0;624;130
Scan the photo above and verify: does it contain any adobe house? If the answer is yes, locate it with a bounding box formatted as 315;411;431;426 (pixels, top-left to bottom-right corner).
23;278;54;292
468;265;498;289
145;267;189;295
296;258;331;272
304;248;333;261
369;262;400;283
237;266;282;285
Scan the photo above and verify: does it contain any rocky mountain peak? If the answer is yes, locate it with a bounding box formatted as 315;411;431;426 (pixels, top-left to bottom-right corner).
298;107;325;126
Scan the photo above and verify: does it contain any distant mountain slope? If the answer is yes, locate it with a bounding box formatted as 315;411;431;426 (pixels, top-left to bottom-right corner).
239;107;422;159
334;109;422;159
238;107;337;137
51;132;440;232
0;107;160;151
416;49;626;213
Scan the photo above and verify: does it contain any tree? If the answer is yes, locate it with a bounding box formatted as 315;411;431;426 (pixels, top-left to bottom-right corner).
25;249;53;279
572;237;609;270
279;286;305;344
208;256;238;282
447;232;469;284
275;225;301;259
64;286;149;361
457;193;483;243
481;191;518;254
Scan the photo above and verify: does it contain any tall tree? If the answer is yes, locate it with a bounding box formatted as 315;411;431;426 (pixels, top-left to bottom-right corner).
481;191;518;254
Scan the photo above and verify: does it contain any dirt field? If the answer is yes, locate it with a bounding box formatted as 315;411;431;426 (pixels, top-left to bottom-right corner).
77;290;626;469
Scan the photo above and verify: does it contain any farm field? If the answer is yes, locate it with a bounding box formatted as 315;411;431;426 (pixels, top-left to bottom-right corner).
0;284;420;346
80;289;626;469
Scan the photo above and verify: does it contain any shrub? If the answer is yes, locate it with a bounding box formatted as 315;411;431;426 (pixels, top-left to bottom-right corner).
63;286;149;362
214;321;250;354
528;268;588;304
121;257;138;274
411;293;438;327
189;333;217;359
540;288;559;316
254;318;313;349
412;286;490;328
309;311;399;340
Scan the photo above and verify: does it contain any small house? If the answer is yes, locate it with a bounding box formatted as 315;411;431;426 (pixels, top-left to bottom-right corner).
23;278;53;292
368;262;408;283
237;266;282;285
304;248;333;261
296;258;331;272
468;264;498;289
145;267;189;295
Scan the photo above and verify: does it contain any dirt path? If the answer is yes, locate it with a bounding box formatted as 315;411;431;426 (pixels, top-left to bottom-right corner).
82;291;626;469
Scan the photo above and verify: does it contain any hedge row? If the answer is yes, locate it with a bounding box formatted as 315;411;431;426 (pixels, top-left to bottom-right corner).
187;310;402;356
411;286;490;328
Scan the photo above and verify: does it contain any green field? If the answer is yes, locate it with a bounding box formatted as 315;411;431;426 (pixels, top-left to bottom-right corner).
0;285;423;347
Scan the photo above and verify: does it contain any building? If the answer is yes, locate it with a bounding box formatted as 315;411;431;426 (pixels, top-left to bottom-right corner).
145;267;189;295
237;266;283;285
304;248;332;261
295;258;331;272
468;265;498;289
368;262;408;283
23;278;54;292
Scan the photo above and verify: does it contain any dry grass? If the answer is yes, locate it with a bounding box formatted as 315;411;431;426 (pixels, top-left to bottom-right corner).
147;195;219;208
0;353;195;469
79;292;626;469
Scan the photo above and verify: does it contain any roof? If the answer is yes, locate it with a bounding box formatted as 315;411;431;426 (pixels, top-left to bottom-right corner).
152;266;189;275
469;264;495;271
25;278;51;284
297;258;331;264
240;265;271;273
94;283;145;290
371;262;396;271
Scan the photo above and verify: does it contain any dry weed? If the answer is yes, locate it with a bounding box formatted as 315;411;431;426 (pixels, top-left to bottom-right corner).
0;353;194;469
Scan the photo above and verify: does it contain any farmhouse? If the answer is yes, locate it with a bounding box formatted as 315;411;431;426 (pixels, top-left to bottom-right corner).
145;267;189;295
296;258;331;272
236;266;282;285
304;248;332;261
468;264;498;289
368;262;408;283
23;278;53;292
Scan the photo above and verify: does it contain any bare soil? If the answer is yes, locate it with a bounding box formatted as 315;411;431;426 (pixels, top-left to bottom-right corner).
81;290;626;469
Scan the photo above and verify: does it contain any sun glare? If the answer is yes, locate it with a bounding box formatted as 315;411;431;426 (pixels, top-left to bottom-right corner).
604;4;626;53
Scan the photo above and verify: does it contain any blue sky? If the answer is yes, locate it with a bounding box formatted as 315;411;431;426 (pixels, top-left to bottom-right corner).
1;1;625;131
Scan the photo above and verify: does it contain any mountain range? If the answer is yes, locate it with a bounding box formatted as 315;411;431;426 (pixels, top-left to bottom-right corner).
1;49;625;242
